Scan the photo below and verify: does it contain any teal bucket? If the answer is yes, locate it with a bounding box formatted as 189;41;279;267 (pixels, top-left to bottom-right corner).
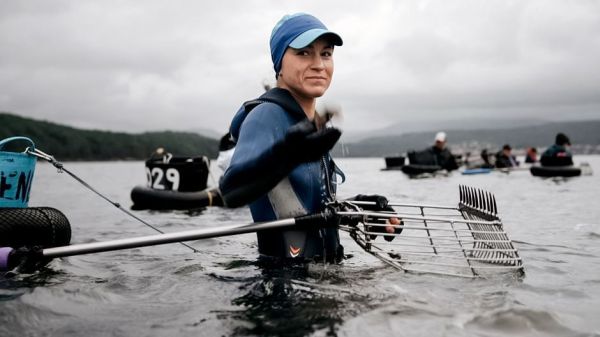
0;137;37;208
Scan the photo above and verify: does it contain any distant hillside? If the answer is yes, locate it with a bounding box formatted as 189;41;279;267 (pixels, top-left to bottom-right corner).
0;113;219;160
342;117;549;142
334;120;600;157
190;127;223;140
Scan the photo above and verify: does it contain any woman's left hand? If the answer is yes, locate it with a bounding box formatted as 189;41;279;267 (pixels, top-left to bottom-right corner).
386;217;401;233
383;217;403;242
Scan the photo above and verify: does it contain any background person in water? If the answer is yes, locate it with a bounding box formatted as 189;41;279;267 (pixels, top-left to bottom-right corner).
541;133;574;167
495;144;519;168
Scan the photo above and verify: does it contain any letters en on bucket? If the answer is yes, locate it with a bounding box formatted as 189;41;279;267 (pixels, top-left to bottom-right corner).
0;137;36;208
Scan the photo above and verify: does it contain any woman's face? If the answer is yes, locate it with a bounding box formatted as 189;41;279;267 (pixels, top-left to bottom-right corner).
278;37;334;100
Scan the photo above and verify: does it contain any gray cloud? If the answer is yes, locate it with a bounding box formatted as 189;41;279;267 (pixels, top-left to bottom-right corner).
1;1;599;135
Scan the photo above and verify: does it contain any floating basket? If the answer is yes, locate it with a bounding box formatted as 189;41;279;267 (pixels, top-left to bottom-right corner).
0;137;36;208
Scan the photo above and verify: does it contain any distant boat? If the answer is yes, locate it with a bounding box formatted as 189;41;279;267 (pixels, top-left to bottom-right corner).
401;164;446;178
462;167;493;175
382;155;406;170
382;154;447;177
398;149;457;178
530;165;583;178
462;166;530;175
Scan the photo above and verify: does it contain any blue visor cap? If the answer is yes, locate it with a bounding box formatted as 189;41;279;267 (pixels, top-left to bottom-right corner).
270;13;343;76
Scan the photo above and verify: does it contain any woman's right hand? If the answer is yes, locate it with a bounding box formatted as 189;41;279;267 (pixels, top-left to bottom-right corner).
283;120;341;163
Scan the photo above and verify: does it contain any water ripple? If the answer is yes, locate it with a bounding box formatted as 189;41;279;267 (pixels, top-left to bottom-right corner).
463;308;585;337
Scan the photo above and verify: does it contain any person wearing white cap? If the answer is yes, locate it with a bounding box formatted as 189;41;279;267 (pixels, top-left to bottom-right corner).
431;131;458;171
434;131;446;144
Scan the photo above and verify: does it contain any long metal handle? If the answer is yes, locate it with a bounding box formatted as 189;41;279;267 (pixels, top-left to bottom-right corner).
43;218;298;258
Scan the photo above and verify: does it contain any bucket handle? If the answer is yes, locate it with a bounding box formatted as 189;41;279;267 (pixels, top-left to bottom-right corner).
0;136;36;152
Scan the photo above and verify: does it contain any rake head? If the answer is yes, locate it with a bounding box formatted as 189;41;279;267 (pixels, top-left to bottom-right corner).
339;185;524;278
458;185;498;221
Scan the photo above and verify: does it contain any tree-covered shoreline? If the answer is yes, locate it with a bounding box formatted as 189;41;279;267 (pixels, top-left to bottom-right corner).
1;113;219;161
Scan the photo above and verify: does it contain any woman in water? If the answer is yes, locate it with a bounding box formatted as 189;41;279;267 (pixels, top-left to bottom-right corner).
220;13;398;263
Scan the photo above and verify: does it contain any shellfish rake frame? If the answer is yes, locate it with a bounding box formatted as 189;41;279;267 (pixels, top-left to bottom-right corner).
338;185;524;278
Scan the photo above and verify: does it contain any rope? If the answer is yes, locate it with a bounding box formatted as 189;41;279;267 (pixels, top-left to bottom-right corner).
26;148;200;253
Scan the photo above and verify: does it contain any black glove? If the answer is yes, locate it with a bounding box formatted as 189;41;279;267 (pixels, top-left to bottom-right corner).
280;120;341;164
352;194;403;242
220;120;341;208
353;194;390;211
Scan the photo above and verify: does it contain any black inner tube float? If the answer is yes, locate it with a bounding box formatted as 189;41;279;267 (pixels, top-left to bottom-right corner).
0;207;71;271
130;154;222;210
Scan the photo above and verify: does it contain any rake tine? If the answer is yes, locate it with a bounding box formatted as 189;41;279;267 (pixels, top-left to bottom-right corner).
492;193;498;215
477;188;485;212
482;190;488;215
466;187;472;207
480;190;487;214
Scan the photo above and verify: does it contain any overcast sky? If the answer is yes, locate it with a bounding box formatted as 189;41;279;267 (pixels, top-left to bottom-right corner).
1;1;599;135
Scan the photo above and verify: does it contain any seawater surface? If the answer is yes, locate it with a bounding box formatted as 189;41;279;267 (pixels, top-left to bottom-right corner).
1;156;600;337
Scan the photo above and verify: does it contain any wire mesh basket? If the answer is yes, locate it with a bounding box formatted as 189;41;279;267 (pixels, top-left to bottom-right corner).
339;185;523;278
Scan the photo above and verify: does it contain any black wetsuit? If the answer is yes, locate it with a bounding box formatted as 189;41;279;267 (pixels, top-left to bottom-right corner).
540;144;573;166
220;88;344;262
495;152;519;168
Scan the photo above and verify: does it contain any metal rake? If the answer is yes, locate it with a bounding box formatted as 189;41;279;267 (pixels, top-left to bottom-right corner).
338;185;524;278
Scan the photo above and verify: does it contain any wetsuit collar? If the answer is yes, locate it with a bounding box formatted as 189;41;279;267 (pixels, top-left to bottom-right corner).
244;88;306;122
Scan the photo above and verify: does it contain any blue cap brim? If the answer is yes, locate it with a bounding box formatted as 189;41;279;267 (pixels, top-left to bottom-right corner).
288;28;343;49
